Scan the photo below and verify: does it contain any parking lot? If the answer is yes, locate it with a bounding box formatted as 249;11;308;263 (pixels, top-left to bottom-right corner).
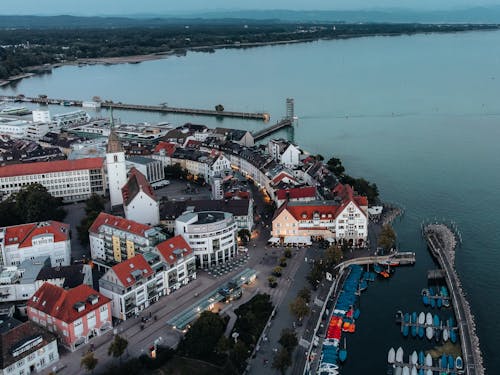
154;178;212;201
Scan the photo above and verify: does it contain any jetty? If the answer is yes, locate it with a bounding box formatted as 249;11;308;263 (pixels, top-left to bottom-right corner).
0;95;270;120
423;223;485;375
334;251;416;271
252;118;293;141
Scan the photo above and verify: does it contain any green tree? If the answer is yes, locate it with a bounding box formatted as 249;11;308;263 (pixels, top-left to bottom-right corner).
11;183;66;223
238;229;251;244
324;246;343;268
378;224;397;250
272;347;292;375
0;199;21;227
297;287;311;303
108;335;128;363
289;297;309;321
178;311;226;361
268;276;278;288
77;194;105;244
272;266;282;277
80;352;98;374
307;262;324;289
279;256;287;267
326;157;345;177
283;248;292;258
278;328;298;352
228;341;249;373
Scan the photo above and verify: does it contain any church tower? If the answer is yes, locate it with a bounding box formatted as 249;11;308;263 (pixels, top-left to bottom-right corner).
106;110;127;207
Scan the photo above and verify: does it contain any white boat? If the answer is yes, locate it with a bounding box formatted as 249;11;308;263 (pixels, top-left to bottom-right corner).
396;347;404;363
426;312;433;325
402;366;410;375
411;366;417;375
388;347;396;364
426;370;433;375
395;367;403;375
443;328;449;342
456;356;464;369
418;312;425;325
411;351;418;365
426;326;434;339
425;353;433;367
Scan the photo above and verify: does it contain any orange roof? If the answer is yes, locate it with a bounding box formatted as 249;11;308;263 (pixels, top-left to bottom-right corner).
276;186;316;200
122;167;156;206
0;158;104;178
110;254;154;288
271;172;297;186
89;212;152;237
286;204;339;221
156;235;193;266
154;141;176;156
3;221;70;248
27;283;110;324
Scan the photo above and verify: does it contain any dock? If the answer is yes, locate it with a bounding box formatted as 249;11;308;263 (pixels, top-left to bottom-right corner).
423;223;485;375
334;251;416;271
390;361;465;374
252;118;293;140
0;95;270;120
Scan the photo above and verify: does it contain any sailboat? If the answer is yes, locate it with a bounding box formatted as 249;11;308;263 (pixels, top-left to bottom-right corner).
418;312;425;325
402;366;410;375
339;338;347;362
418;351;425;365
388;347;396;364
411;351;418;365
443;327;449;342
425;353;433;367
396;347;404;363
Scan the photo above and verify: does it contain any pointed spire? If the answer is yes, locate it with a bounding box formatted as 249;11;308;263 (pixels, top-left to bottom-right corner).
107;108;123;153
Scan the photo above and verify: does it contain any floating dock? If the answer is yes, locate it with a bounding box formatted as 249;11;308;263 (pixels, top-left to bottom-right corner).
423;223;485;375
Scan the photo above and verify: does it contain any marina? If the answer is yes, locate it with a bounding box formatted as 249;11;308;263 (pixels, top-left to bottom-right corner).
387;347;465;375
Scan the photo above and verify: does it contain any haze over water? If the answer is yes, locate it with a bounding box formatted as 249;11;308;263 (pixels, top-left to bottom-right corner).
3;29;500;373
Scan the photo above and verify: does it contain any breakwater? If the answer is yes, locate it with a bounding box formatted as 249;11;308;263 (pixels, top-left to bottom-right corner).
423;223;484;375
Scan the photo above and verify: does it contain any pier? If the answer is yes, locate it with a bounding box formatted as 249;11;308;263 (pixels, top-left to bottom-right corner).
0;95;270;120
391;361;464;374
252;118;293;141
423;223;485;375
334;251;416;271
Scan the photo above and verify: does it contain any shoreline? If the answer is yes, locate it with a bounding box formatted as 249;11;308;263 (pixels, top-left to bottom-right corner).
2;26;498;88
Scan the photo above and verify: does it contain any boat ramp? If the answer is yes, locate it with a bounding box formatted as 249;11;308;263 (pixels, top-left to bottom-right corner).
423;223;485;375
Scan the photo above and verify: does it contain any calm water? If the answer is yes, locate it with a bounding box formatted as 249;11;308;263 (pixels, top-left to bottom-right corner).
3;30;500;373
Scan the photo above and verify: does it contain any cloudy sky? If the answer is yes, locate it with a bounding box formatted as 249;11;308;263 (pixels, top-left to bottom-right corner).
2;0;500;16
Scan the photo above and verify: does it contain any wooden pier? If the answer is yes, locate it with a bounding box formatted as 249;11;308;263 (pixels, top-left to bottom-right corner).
423;223;485;375
252;118;293;140
0;95;270;120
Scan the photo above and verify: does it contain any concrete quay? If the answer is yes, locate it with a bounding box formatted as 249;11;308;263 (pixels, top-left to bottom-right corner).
423;223;485;375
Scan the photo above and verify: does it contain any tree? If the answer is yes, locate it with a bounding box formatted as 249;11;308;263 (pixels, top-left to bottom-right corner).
77;193;105;244
268;276;278;288
108;335;128;363
278;328;298;352
378;224;397;251
272;347;292;375
289;297;309;321
324;246;343;268
215;104;224;112
326;157;345;177
307;262;324;289
178;311;226;361
81;352;98;374
315;154;324;161
283;248;292;258
272;266;282;277
279;256;287;267
238;229;251;244
297;287;311;303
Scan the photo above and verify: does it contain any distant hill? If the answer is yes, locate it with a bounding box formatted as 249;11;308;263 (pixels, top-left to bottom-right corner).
1;8;500;30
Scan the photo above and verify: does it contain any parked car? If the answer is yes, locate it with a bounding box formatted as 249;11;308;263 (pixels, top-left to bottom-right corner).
151;180;170;189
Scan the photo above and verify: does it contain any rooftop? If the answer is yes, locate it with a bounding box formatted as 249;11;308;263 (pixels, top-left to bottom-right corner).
122;167;156;206
110;254;154;288
89;212;153;237
1;221;70;248
155;236;193;266
0;157;104;178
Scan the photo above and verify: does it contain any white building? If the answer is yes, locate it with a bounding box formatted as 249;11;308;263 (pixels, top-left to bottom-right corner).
0;319;59;374
122;168;160;225
26;122;51;140
208;154;232;181
51;110;90;130
0;221;71;267
280;144;302;168
106;128;127;207
175;211;237;268
211;175;224;200
0;157;106;202
32;110;51;123
98;254;162;320
126;156;164;184
0;118;31;138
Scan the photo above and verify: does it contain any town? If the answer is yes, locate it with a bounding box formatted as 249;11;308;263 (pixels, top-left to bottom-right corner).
0;100;400;375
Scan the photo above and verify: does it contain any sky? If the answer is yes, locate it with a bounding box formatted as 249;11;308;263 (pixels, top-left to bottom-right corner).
2;0;500;16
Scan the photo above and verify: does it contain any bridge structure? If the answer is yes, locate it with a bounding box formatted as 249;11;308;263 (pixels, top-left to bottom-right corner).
423;223;485;375
252;118;293;141
0;95;270;120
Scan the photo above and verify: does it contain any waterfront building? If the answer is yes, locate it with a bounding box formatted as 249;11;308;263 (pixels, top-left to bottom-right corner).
0;319;59;374
51;110;90;130
0;157;106;202
0;118;32;138
89;212;165;268
276;186;317;207
106;126;127;207
175;211;237;268
122;167;160;225
0;221;71;267
98;254;162;320
27;283;112;351
126;156;164;183
271;184;368;246
32;110;51;123
214;127;254;147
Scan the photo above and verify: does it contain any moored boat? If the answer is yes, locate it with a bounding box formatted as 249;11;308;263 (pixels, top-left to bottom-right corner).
339;338;347;362
411;351;418;365
441;355;448;369
425;353;433;367
411;312;417;323
426;313;433;325
411;325;417;337
426;326;434;339
443;328;449;342
396;347;404;363
455;356;463;369
425;370;432;375
402;366;410;375
448;355;454;369
450;329;457;343
430;297;436;308
388;347;396;364
403;324;409;337
418;312;425;325
418;326;424;338
418;351;425;365
411;367;417;375
395;366;403;375
433;314;440;327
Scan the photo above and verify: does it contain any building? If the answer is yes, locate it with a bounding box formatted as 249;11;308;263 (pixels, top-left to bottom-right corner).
32;110;51;123
122;168;160;225
98;254;161;320
51;110;90;130
27;283;112;351
207;154;232;181
0;221;71;267
214;128;254;147
276;186;317;207
175;211;237;268
89;212;165;268
0;319;59;374
0;157;106;202
0;118;31;138
271;184;368;246
126;156;164;183
153;235;197;294
151;141;177;168
106;127;127;207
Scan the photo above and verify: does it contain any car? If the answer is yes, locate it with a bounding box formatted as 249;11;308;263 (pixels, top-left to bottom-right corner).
238;246;248;253
151;180;171;189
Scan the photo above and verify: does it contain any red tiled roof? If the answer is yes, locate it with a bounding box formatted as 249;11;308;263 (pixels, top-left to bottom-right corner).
155;235;193;266
286;204;339;221
276;186;316;200
332;184;368;209
122;167;156;206
27;283;110;324
0;158;104;178
185;139;201;148
154;141;176;156
110;254;154;288
89;212;152;237
3;221;70;248
271;172;297;186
